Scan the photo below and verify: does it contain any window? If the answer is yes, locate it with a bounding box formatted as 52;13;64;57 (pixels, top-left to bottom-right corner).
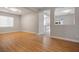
0;16;14;27
54;7;75;25
38;9;50;36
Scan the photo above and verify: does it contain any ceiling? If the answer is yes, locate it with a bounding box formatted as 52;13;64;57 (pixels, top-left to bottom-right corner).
55;7;75;16
0;7;50;15
0;7;75;16
26;7;51;11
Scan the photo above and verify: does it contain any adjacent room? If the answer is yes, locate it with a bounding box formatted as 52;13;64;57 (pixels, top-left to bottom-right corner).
0;7;79;52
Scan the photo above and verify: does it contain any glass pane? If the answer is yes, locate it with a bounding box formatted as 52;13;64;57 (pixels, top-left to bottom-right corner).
54;7;75;25
0;16;14;27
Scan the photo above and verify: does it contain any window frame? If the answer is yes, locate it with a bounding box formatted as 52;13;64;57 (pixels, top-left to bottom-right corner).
0;15;14;27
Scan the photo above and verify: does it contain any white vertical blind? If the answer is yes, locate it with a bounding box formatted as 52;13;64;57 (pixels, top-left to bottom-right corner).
0;16;14;27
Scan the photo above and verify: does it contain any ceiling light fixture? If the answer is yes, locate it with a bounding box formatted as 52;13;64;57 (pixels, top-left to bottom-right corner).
62;9;72;13
4;7;21;12
9;8;21;12
9;8;18;11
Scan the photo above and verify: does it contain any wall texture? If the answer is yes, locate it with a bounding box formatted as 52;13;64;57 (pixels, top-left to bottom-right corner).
0;12;21;33
21;13;39;33
50;7;79;42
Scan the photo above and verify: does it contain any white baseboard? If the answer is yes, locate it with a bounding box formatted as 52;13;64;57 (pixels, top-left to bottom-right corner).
0;31;38;35
0;31;19;34
51;36;79;43
18;31;39;35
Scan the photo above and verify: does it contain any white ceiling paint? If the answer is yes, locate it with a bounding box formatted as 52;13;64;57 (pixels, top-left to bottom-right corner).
55;7;75;16
0;7;74;16
0;7;38;15
0;7;51;15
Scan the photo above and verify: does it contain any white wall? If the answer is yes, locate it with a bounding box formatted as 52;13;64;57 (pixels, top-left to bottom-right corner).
0;12;39;34
50;7;79;42
21;13;39;33
0;12;21;33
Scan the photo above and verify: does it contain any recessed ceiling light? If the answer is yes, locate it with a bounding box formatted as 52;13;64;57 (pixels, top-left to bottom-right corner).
4;7;21;12
62;9;72;13
4;7;9;9
9;8;18;11
9;8;21;12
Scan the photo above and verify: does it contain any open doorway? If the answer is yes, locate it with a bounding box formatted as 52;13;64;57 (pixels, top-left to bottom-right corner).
39;9;50;36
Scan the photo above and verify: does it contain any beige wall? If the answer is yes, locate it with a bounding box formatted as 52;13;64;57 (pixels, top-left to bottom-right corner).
0;12;21;33
21;13;39;33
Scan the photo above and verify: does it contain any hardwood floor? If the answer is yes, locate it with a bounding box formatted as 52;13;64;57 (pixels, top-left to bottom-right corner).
0;32;79;52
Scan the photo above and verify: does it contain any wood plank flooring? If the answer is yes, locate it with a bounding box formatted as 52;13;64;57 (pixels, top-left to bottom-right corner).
0;32;79;52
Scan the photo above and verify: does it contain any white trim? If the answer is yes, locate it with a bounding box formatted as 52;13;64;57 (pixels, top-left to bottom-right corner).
0;31;38;35
0;31;20;34
51;36;79;43
21;31;38;35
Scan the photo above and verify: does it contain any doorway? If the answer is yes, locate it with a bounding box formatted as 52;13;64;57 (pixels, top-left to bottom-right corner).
39;9;50;36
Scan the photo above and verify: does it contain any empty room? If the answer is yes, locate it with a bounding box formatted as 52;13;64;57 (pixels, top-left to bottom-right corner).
0;7;79;52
